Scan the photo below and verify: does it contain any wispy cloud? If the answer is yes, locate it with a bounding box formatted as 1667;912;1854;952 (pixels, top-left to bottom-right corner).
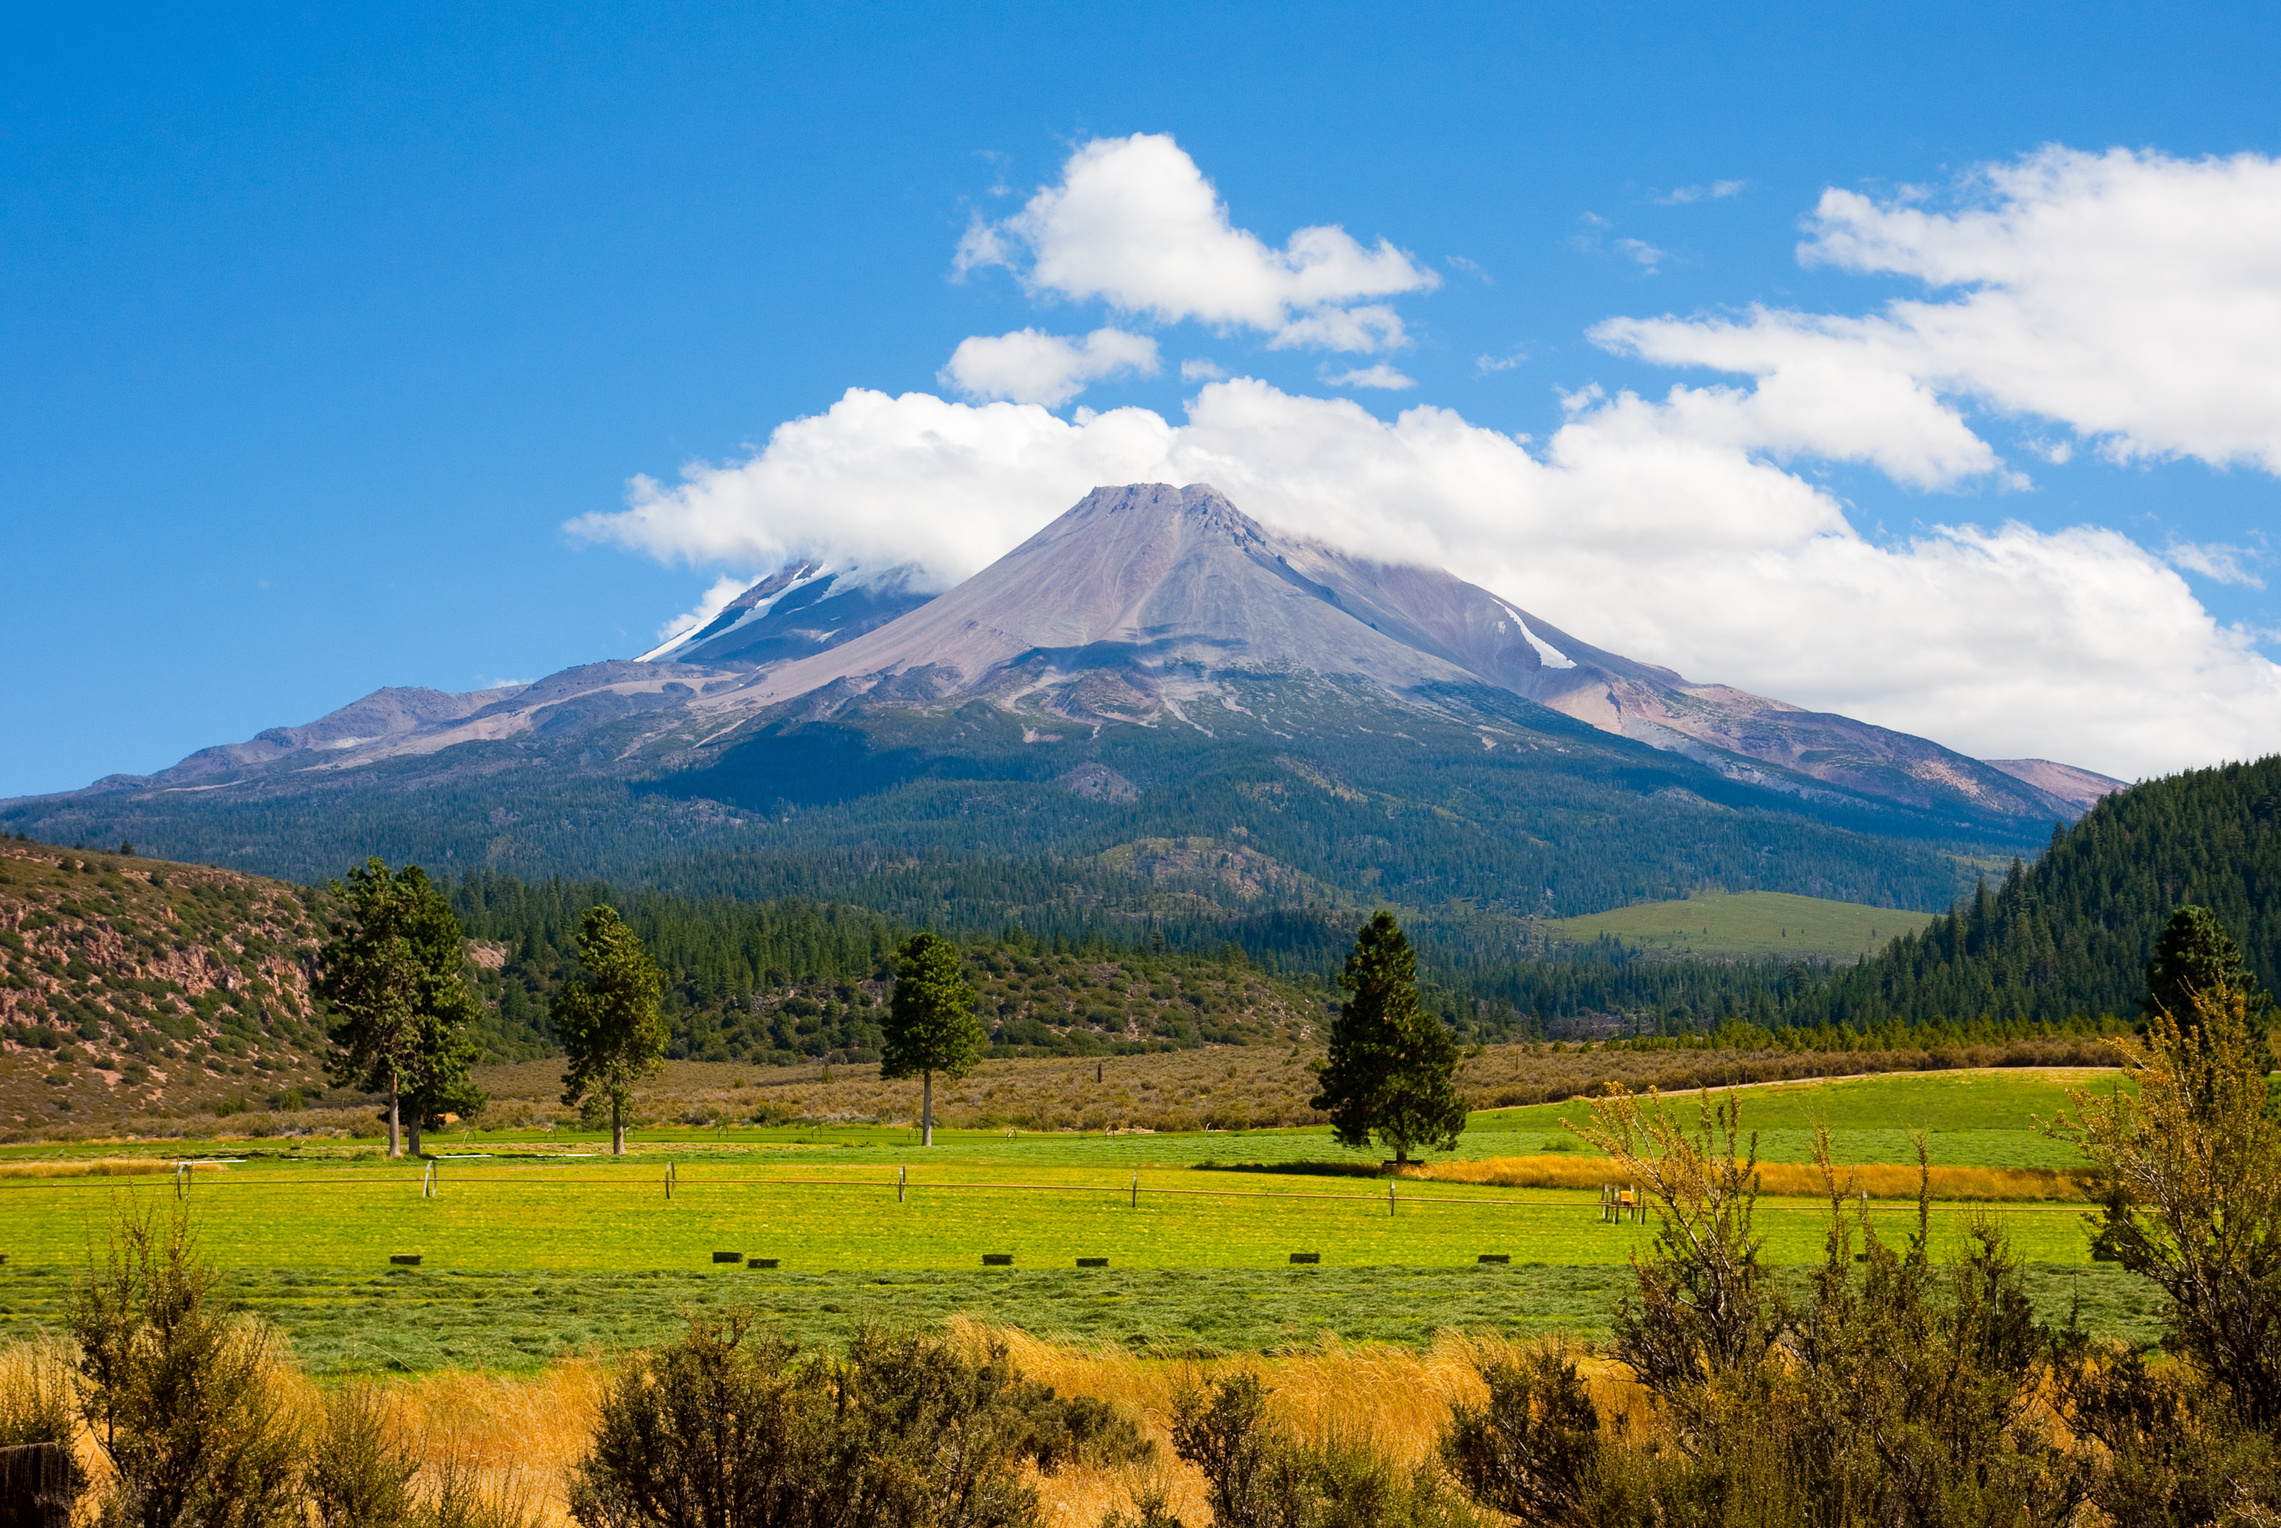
1475;348;1528;376
2166;539;2266;588
1319;363;1416;390
1180;358;1227;382
1446;254;1492;284
1615;237;1671;273
1654;179;1748;206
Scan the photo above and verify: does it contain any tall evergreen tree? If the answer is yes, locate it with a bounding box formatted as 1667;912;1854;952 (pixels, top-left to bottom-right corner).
555;905;669;1155
881;931;982;1146
2145;904;2267;1030
1311;911;1469;1165
315;859;482;1158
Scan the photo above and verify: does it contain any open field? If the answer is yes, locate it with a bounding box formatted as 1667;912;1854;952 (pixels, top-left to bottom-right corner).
1549;888;1938;961
0;1068;2141;1373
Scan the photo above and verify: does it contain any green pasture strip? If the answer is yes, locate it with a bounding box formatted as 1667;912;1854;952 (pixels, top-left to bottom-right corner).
0;1161;2098;1273
0;1066;2127;1174
1468;1068;2124;1169
1548;889;1936;961
0;1262;2165;1376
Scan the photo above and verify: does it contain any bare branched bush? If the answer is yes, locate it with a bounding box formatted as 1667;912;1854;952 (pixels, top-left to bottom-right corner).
1567;1087;1776;1426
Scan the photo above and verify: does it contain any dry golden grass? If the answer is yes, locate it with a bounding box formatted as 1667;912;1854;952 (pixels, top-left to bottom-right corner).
941;1320;1650;1528
2;1321;1659;1528
0;1158;226;1179
1406;1153;2093;1202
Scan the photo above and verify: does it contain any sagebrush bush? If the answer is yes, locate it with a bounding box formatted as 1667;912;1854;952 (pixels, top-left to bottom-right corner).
569;1315;1144;1528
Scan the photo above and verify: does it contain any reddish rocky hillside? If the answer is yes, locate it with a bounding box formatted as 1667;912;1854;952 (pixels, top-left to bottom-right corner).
0;839;334;1132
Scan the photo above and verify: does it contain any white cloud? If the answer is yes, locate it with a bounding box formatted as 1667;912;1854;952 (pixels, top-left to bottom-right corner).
1180;358;1228;382
1475;349;1527;376
956;133;1437;352
1320;363;1416;390
570;379;2281;778
1447;255;1492;284
938;327;1159;406
2166;540;2267;589
1597;146;2281;478
652;573;754;645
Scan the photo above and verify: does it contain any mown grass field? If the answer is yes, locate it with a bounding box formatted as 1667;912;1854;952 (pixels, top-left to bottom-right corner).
1549;888;1937;961
0;1067;2141;1370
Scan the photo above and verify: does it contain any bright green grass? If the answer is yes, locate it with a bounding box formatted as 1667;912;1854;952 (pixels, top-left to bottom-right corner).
0;1262;2165;1375
0;1069;2143;1373
1549;889;1937;961
1469;1067;2126;1170
0;1157;2096;1274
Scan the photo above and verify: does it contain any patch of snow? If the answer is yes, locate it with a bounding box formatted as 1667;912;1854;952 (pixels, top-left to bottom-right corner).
1499;602;1576;668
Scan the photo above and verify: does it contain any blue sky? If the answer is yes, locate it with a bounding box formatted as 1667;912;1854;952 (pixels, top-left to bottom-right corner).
5;1;2279;794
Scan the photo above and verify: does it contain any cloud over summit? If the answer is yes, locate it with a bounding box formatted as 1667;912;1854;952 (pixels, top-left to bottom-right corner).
576;139;2281;782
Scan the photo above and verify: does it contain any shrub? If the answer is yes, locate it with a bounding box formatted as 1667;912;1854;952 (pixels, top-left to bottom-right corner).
69;1205;303;1528
0;1337;84;1512
1168;1372;1476;1528
304;1384;416;1528
569;1316;1108;1528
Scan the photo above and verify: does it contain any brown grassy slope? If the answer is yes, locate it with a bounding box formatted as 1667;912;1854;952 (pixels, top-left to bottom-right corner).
0;841;334;1130
465;1031;2118;1136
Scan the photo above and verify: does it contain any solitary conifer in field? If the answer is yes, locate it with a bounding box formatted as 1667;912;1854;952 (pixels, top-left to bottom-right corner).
882;931;983;1146
1311;911;1467;1165
555;905;668;1155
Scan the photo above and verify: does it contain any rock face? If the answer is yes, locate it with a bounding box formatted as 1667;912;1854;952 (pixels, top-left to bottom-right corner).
27;482;2104;826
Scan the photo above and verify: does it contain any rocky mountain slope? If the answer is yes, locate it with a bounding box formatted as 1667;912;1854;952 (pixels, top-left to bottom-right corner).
0;838;333;1130
3;484;2108;919
52;484;2103;823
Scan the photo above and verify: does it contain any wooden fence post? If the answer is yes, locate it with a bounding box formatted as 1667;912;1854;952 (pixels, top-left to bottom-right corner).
1131;1172;1138;1209
898;1165;906;1203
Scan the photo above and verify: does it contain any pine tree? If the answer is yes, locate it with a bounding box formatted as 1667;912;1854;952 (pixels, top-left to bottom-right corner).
555;905;669;1155
880;931;982;1146
315;860;482;1159
1311;911;1468;1165
2145;904;2265;1028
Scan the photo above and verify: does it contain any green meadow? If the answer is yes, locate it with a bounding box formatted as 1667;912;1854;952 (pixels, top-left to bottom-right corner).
0;1068;2141;1370
1549;888;1938;961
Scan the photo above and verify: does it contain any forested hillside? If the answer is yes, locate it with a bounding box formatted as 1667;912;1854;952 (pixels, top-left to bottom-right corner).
448;871;1346;1066
6;686;2022;930
1764;757;2278;1028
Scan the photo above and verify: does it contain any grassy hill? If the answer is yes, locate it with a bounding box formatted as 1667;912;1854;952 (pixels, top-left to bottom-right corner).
1549;889;1935;962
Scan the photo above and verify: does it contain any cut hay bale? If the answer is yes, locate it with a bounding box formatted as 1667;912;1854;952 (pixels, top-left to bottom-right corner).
981;1253;1013;1266
388;1254;422;1266
711;1251;743;1264
1076;1257;1108;1267
1477;1254;1511;1264
1289;1252;1321;1264
747;1258;780;1269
